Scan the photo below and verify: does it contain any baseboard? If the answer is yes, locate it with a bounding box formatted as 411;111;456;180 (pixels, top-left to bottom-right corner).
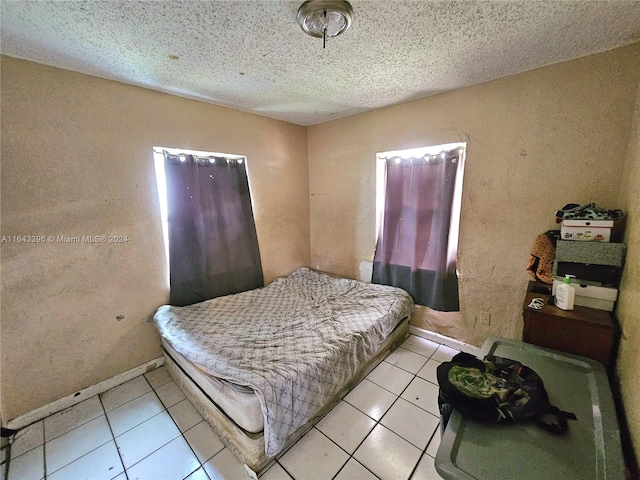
6;356;165;431
6;329;475;430
409;325;480;356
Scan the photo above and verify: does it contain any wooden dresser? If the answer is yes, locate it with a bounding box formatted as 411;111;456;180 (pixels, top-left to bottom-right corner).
522;281;616;369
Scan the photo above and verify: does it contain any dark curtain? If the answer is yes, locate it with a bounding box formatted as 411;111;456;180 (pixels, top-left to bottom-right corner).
164;153;263;306
372;149;463;311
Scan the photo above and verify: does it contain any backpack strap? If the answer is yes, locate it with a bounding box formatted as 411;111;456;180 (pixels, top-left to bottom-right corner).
535;405;577;435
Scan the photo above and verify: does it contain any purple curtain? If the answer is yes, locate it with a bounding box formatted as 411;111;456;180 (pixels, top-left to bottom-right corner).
164;153;263;306
372;149;463;311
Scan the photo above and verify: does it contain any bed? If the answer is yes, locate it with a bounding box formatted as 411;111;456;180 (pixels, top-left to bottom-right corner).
152;267;414;476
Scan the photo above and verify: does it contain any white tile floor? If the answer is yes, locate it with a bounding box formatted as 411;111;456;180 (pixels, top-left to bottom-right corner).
2;335;458;480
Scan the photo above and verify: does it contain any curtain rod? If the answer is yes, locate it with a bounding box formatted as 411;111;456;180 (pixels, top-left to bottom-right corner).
152;147;245;160
377;146;464;161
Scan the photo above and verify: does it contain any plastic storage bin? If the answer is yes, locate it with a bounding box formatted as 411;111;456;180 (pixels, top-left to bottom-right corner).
552;279;618;311
435;336;624;480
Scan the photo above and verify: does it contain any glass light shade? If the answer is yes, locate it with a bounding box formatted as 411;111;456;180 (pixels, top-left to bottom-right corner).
297;0;353;38
325;11;345;36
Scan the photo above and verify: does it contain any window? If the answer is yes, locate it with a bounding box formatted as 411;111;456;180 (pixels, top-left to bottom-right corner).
373;143;465;311
153;147;263;306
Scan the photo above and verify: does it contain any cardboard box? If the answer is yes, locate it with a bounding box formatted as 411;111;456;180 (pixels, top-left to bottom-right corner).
552;279;618;311
560;219;613;242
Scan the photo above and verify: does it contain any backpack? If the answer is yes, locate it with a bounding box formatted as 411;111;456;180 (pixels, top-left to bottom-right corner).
437;352;576;434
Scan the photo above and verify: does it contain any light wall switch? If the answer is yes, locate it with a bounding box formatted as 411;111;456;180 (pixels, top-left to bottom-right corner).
481;311;491;325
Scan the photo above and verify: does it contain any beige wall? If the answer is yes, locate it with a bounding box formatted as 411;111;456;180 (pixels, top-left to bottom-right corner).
0;57;310;421
617;79;640;464
308;43;640;347
1;43;639;458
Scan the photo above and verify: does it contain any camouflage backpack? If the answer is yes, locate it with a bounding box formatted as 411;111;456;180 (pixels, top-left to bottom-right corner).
437;352;576;434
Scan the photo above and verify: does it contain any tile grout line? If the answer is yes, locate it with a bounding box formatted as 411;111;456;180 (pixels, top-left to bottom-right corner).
298;424;381;480
144;367;173;391
407;439;434;480
3;418;45;465
247;335;449;480
114;374;195;477
316;338;445;480
98;393;129;480
181;417;225;463
272;459;295;480
32;389;170;478
404;339;452;479
373;376;438;478
42;400;104;444
109;388;166;437
43;412;115;478
103;380;157;416
115;375;197;479
385;346;442;375
344;376;440;424
2;444;10;480
178;418;215;478
41;421;47;480
341;336;449;479
143;369;207;479
382;357;442;479
180;426;222;479
146;372;217;480
330;452;381;480
425;427;440;459
407;417;444;480
279;361;397;480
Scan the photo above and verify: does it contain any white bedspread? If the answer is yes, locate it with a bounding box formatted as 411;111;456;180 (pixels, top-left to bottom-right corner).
152;267;414;457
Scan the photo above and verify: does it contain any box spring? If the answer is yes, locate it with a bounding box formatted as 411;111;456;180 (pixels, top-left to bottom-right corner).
161;339;263;434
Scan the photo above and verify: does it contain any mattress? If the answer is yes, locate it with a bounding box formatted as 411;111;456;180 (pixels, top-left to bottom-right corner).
161;338;264;434
152;267;415;457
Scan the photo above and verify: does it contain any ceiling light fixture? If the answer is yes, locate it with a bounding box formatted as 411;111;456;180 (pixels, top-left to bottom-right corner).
297;0;353;48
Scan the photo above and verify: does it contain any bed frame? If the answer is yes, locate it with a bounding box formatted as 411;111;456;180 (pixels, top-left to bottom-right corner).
162;316;410;477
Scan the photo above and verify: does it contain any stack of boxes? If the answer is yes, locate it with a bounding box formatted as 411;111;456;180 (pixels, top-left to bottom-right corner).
551;217;626;311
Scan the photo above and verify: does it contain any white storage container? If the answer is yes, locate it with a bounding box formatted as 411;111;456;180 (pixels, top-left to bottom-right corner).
552;279;618;311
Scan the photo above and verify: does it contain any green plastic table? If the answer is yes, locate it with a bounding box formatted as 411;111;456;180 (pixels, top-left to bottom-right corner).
435;336;625;480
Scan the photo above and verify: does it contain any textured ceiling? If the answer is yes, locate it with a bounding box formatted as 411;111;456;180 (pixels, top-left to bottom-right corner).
1;1;640;126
